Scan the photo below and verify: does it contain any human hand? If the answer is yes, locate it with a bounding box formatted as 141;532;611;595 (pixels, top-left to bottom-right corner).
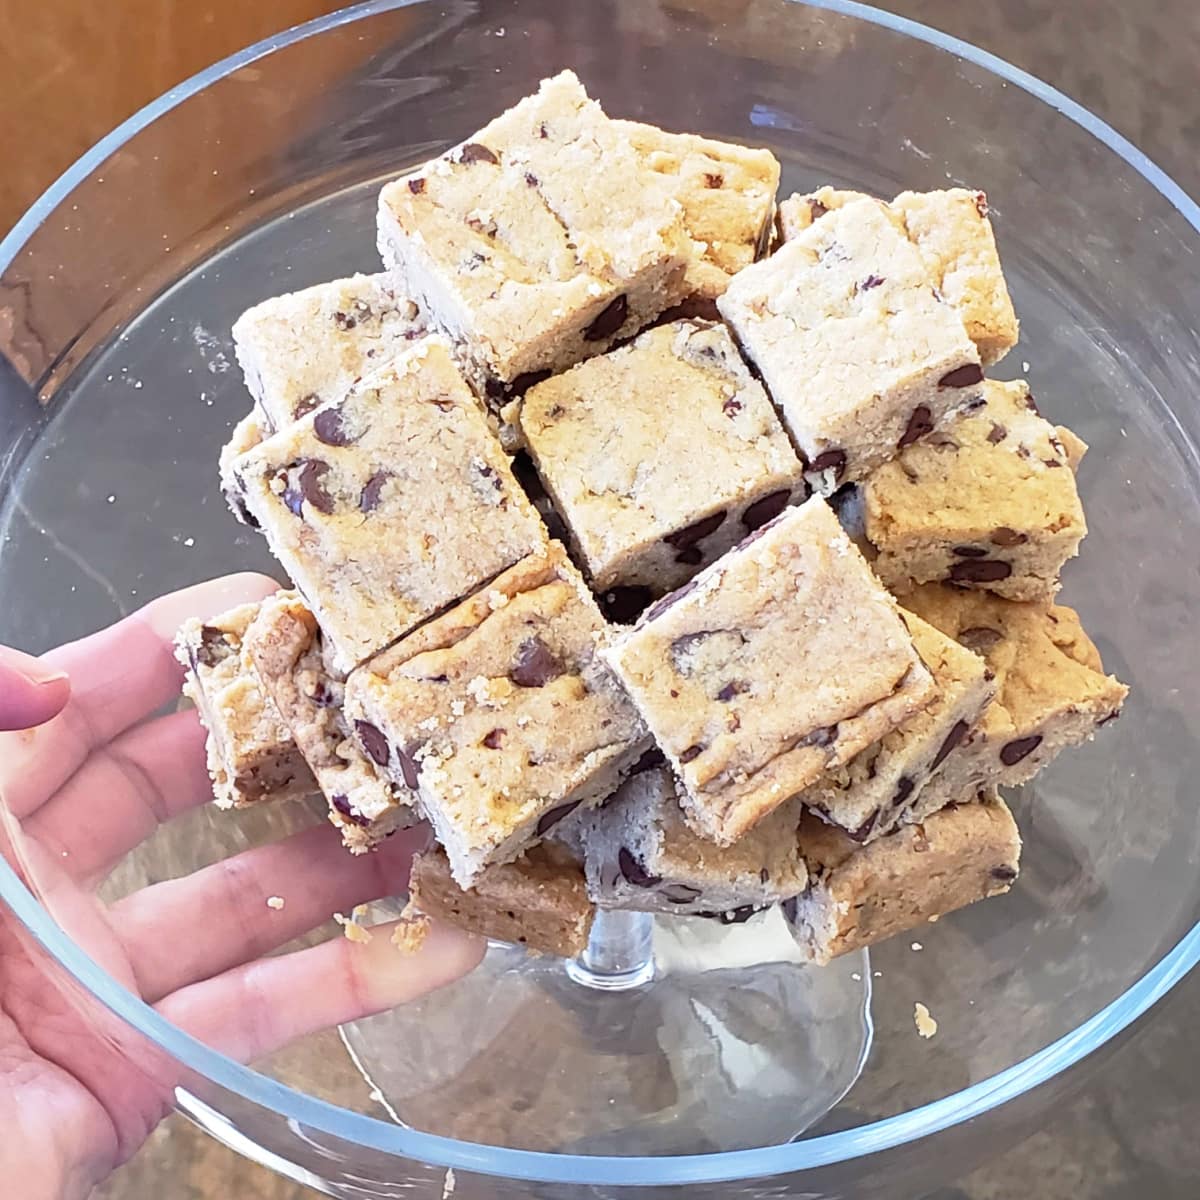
0;575;484;1200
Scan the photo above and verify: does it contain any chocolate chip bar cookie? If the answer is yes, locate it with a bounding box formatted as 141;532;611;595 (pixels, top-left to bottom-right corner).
604;497;936;845
507;319;805;596
777;185;1019;365
376;71;690;402
344;543;650;886
861;379;1087;602
903;584;1127;807
719;196;983;492
579;767;807;918
786;792;1021;964
233;273;427;432
614;120;780;301
174;602;316;809
228;339;546;675
409;842;595;957
242;591;416;853
798;610;995;843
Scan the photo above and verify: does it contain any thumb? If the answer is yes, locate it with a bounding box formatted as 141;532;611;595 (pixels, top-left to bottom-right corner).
0;645;71;731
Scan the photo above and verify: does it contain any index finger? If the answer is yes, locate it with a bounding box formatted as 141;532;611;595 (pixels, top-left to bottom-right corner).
0;573;279;819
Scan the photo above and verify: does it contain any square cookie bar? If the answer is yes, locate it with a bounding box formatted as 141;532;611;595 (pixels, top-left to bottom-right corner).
174;602;316;809
377;71;690;401
233;273;427;432
719;196;982;491
410;842;595;957
604;497;936;845
508;319;805;596
229;339;546;675
579;767;808;918
614;120;780;301
242;591;416;853
786;793;1021;964
903;584;1127;808
344;543;650;886
798;610;995;843
861;379;1087;602
777;185;1019;365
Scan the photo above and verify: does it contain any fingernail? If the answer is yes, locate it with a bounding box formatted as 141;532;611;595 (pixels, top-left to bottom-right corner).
0;645;70;687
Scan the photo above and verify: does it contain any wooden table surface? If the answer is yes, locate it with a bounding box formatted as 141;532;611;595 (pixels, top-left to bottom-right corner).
2;2;1197;1198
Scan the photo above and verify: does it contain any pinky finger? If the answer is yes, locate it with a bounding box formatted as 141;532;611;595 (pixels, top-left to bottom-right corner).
155;919;484;1064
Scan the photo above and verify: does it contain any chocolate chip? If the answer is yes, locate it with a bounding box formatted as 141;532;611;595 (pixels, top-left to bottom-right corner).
538;122;549;139
990;864;1018;882
308;680;337;708
674;545;704;565
1000;735;1042;766
974;191;989;218
958;626;1004;653
1025;392;1041;415
722;397;744;417
931;720;970;771
679;744;704;764
987;422;1007;444
313;405;355;447
990;527;1028;547
742;488;791;530
459;142;498;165
354;719;390;767
395;747;421;790
194;624;231;668
716;680;747;702
536;799;583;836
524;171;539;187
333;311;357;331
583;294;628;342
641;577;701;624
601;586;653;624
809;198;829;220
892;776;915;808
618;847;661;888
331;795;369;827
759;867;770;884
809;448;847;478
359;471;390;512
898;405;934;448
949;559;1012;583
1098;710;1122;727
938;364;984;388
661;883;703;903
509;637;564;688
859;274;885;291
293;393;321;419
482;728;506;750
279;471;305;517
666;510;726;549
951;545;989;558
1043;458;1063;469
283;459;334;516
847;812;878;842
407;177;426;194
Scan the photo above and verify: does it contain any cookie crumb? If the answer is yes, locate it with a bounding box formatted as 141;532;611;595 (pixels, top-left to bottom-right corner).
910;940;923;951
441;1167;457;1198
266;896;285;910
334;910;373;944
392;899;431;954
914;1001;938;1038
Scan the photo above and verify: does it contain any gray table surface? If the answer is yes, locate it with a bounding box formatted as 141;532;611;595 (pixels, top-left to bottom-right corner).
85;0;1200;1195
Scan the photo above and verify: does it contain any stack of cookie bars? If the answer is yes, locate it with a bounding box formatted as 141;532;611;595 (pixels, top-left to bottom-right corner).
177;72;1126;963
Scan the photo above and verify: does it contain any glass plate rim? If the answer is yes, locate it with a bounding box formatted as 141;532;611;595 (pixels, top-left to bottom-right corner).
1;0;1198;1184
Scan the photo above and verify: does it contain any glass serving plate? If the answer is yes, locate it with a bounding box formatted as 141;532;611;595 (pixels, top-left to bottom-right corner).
1;1;1198;1196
